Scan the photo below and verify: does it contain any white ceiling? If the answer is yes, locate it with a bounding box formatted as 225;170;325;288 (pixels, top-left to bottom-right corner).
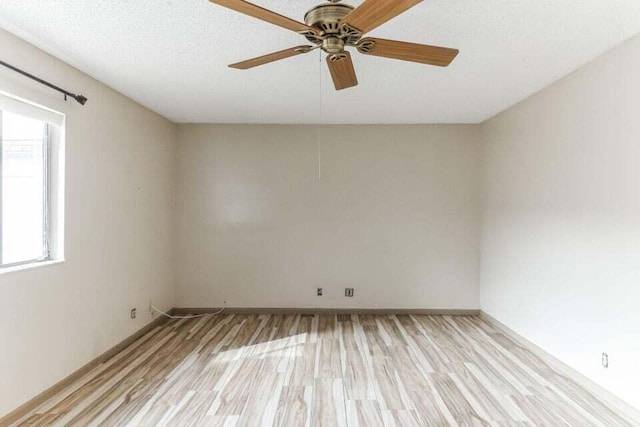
2;1;640;124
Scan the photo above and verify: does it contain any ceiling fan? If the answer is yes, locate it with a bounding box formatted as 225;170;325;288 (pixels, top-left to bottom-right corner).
210;0;459;90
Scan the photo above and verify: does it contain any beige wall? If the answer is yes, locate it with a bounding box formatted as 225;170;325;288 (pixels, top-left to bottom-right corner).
481;34;640;409
175;124;482;309
0;30;176;417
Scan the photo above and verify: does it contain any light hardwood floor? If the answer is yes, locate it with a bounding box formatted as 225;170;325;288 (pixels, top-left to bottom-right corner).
14;314;634;426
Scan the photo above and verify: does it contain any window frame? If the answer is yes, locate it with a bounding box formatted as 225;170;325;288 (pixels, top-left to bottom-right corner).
0;110;52;269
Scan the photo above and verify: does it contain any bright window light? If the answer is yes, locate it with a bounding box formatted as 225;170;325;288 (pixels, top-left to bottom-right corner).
0;110;49;267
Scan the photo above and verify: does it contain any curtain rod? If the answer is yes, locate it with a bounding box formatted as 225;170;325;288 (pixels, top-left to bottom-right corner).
0;60;88;105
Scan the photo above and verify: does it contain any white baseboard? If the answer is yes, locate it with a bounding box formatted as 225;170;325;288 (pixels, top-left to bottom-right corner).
172;307;481;315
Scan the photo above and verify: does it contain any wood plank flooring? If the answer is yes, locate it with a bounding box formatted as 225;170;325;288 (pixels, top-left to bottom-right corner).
14;314;634;426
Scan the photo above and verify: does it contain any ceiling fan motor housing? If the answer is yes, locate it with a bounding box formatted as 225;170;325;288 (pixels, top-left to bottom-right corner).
322;37;345;54
303;3;361;47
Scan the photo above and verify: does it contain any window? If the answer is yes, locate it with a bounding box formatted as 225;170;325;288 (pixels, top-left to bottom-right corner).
0;94;63;269
0;110;49;267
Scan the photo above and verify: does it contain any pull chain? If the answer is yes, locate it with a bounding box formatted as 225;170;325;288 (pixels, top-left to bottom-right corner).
318;48;322;180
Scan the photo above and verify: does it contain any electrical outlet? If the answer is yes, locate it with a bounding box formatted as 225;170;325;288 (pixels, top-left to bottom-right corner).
602;352;609;368
317;288;323;296
130;308;137;319
345;288;354;297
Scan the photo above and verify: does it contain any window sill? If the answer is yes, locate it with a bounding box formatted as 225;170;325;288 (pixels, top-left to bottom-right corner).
0;259;65;276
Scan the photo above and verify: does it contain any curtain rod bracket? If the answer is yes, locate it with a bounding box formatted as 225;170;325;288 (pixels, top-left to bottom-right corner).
0;59;88;106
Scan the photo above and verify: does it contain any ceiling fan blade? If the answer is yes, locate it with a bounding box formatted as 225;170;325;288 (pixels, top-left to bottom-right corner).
210;0;318;36
326;52;358;91
356;37;459;66
340;0;421;36
229;46;314;69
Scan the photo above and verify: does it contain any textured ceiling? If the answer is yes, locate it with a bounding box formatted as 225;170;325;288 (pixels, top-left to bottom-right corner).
1;1;640;124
